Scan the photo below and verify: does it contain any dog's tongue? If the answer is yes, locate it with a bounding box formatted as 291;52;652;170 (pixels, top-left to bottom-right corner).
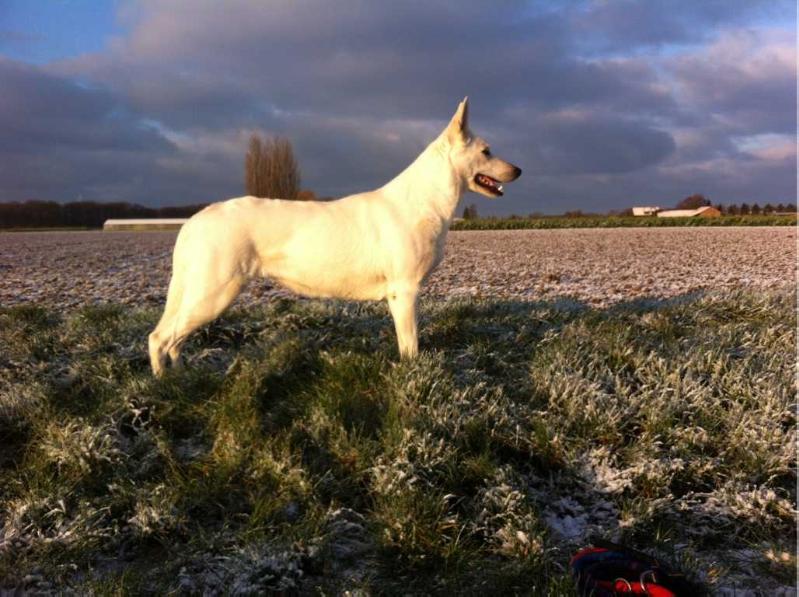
479;174;502;192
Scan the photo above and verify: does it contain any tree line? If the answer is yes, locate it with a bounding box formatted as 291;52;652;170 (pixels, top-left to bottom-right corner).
711;202;796;215
673;193;796;214
0;200;210;229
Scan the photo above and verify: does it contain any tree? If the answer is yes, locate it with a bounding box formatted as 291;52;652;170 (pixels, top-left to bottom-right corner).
776;203;786;212
296;189;317;201
726;204;739;215
763;203;774;214
739;202;750;215
751;203;761;215
786;203;797;213
714;203;725;215
245;134;301;199
462;204;478;219
676;194;711;209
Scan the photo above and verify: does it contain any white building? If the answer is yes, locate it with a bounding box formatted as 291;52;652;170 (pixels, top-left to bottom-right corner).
103;218;187;231
656;206;721;218
632;206;661;216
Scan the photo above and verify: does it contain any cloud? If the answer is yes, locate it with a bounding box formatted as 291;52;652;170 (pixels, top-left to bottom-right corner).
0;0;794;211
59;1;681;124
502;109;676;176
0;58;249;203
569;0;792;53
669;28;796;134
0;58;174;153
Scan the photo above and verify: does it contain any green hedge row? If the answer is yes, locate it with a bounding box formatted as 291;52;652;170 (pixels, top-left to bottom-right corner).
451;215;797;230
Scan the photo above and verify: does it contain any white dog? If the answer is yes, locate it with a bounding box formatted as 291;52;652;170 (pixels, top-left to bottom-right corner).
149;98;521;376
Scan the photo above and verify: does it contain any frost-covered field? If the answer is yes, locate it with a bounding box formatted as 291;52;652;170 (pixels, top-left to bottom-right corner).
0;290;795;594
0;226;795;307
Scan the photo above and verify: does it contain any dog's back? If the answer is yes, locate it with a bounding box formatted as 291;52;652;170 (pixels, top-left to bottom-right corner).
178;194;392;300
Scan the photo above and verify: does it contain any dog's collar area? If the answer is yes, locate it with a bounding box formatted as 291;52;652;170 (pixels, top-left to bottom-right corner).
475;173;504;196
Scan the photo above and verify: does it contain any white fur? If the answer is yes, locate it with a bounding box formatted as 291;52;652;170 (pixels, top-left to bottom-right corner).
149;98;520;376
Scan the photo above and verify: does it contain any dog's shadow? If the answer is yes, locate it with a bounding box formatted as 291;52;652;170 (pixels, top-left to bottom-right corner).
176;290;711;434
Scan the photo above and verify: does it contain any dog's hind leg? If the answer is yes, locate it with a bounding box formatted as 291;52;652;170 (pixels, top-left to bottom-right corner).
149;330;169;377
149;270;186;377
149;261;246;376
158;274;246;373
387;284;419;359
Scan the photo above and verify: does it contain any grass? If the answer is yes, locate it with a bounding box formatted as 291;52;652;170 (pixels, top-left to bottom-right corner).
0;291;795;594
450;214;797;230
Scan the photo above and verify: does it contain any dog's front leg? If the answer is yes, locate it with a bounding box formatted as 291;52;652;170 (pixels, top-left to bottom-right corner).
387;285;419;359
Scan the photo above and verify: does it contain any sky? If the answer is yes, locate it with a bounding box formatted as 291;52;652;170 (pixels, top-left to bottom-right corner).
0;0;795;215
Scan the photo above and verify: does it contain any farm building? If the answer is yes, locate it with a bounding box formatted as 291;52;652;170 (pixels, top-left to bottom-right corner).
103;218;187;231
632;206;661;216
656;206;721;218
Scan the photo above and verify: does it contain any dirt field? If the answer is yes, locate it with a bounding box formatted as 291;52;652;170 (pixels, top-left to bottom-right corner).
0;227;794;308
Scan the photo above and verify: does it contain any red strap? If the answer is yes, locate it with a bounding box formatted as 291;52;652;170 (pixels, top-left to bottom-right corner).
569;546;609;565
611;579;676;596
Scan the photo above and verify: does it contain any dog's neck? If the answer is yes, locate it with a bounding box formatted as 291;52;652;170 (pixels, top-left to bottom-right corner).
381;137;465;223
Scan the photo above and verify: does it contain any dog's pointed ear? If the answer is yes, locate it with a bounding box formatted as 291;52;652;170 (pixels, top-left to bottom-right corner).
445;97;469;145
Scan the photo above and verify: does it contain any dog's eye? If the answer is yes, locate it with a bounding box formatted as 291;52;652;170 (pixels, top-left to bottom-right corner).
482;148;491;156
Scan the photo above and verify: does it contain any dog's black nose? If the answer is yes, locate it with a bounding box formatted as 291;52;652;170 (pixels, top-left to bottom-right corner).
513;166;522;179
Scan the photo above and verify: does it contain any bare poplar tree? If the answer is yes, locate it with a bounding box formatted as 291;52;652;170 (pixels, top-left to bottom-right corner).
245;135;263;197
245;134;301;199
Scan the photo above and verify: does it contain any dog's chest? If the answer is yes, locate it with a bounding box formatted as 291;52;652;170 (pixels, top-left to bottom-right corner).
409;215;449;282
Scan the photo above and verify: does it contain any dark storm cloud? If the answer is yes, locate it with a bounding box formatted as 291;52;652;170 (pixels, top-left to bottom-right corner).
60;1;677;123
514;112;677;175
61;2;557;121
0;58;173;153
0;58;242;203
0;0;794;211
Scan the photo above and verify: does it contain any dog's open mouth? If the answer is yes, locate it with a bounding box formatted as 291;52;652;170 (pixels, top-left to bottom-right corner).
475;173;504;196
